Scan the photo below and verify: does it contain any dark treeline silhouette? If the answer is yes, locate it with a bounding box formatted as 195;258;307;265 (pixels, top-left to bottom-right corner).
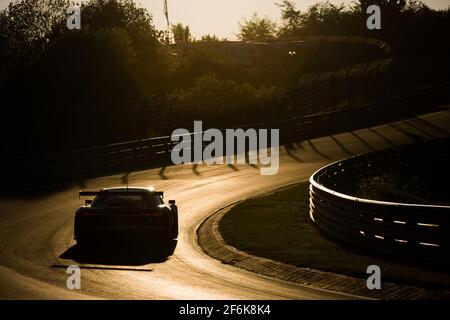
0;0;449;157
0;0;172;155
276;0;450;59
1;0;173;102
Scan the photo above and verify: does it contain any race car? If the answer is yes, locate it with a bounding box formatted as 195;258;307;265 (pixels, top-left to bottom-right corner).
74;187;178;246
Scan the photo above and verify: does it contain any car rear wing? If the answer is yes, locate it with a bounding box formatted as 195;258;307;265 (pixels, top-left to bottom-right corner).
79;191;164;198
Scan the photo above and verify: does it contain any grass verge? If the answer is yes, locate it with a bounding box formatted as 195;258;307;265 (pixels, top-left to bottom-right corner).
219;181;450;290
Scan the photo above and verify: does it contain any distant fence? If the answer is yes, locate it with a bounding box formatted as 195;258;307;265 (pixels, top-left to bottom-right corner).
310;138;450;264
291;35;392;54
0;82;448;193
285;57;450;117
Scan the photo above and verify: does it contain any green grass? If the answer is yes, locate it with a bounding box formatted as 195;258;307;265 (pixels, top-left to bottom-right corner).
219;182;450;290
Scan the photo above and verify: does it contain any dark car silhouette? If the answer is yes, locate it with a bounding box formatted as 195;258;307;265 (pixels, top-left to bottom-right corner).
74;187;178;246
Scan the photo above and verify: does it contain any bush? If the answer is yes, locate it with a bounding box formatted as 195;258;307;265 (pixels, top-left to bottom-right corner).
167;73;277;125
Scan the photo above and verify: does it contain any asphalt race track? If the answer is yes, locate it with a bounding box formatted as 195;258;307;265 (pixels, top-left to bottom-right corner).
0;110;449;300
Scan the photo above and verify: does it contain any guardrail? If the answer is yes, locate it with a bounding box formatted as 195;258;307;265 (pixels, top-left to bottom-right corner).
310;138;450;264
286;35;392;54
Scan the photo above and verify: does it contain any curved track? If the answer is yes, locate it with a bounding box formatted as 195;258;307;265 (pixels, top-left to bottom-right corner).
0;110;449;299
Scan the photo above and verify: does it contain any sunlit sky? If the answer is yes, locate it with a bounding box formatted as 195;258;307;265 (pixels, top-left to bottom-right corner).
0;0;449;39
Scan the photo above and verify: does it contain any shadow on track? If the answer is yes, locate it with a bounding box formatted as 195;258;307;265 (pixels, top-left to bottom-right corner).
368;127;397;147
59;240;177;266
284;144;303;162
331;135;354;156
388;123;425;142
307;140;333;160
413;117;450;136
350;131;376;152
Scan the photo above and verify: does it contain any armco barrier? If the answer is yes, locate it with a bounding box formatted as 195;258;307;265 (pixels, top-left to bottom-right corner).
310;138;450;264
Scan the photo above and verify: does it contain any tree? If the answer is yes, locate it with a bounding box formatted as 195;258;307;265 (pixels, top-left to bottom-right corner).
0;0;176;154
169;45;242;89
171;23;192;43
359;0;407;13
277;1;352;37
276;0;302;36
403;0;430;13
0;0;67;81
238;13;277;41
1;0;168;98
200;34;221;42
81;0;166;78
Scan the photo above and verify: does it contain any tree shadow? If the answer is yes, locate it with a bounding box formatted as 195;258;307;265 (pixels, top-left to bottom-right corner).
368;128;396;147
331;135;354;156
59;239;177;266
1;157;175;198
77;180;87;189
0;182;79;200
192;163;201;176
350;131;376;152
388;123;425;142
307;140;332;160
284;144;303;162
244;152;260;169
403;120;437;139
158;166;168;180
413;117;450;136
121;172;130;185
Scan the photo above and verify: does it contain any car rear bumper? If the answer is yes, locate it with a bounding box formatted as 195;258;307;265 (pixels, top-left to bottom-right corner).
75;226;169;242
